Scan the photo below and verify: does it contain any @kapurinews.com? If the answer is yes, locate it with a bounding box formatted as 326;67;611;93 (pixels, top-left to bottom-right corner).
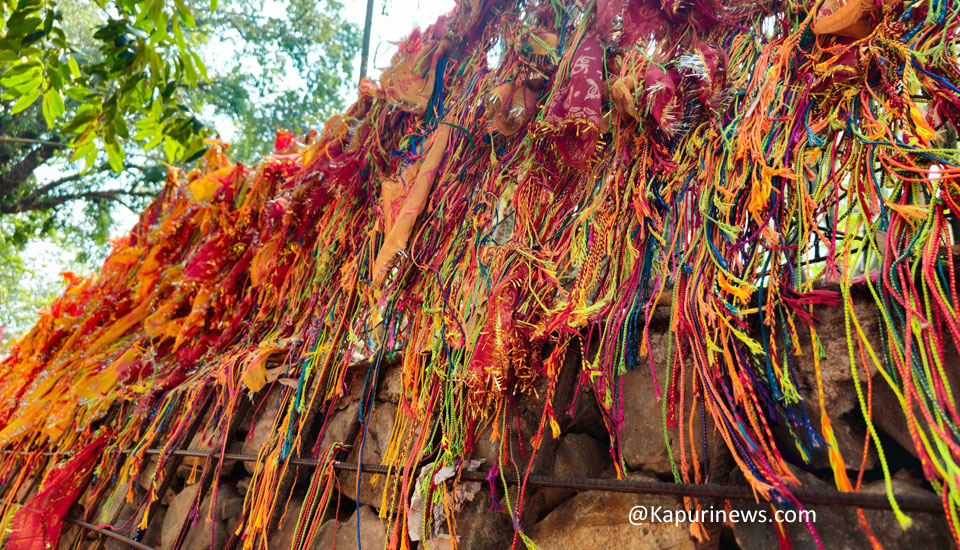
628;505;816;526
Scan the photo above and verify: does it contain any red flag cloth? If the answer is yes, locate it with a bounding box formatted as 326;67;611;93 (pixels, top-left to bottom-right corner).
644;63;682;136
597;0;670;46
540;31;603;169
7;434;109;550
273;130;295;152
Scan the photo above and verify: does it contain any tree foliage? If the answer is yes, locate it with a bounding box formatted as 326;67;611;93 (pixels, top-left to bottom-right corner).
0;0;359;345
189;0;360;162
1;0;211;171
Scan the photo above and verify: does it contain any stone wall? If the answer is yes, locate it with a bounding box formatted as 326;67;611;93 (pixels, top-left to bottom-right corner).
51;292;952;550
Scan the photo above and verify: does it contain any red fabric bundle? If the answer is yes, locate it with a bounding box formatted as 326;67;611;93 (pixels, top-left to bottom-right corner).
644;63;682;136
540;32;604;169
7;433;109;550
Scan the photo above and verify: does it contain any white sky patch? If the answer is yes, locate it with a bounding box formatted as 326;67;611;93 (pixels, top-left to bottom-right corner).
343;0;455;82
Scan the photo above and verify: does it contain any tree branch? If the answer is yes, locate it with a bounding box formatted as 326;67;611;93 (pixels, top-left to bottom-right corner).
0;189;157;215
0;141;63;199
23;172;88;202
1;163;112;213
0;136;68;148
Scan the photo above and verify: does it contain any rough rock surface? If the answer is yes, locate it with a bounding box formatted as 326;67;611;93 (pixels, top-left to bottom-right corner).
57;522;85;550
178;435;243;478
338;401;399;507
596;308;718;476
805;411;877;471
139;456;159;491
791;295;881;417
376;364;404;404
333;505;387;550
268;494;303;550
269;494;312;550
732;471;951;550
160;482;237;550
241;387;284;474
543;432;610;511
449;489;516;549
141;504;167;549
790;296;885;469
551;341;609;440
95;486;138;525
266;491;340;550
619;353;716;474
318;400;361;452
528;474;696;550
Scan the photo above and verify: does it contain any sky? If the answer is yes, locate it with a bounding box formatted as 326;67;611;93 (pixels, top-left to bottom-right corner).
343;0;454;81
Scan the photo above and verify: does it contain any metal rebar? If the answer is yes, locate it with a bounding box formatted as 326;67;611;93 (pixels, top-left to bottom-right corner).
0;498;155;550
1;446;945;514
64;517;156;550
143;448;944;514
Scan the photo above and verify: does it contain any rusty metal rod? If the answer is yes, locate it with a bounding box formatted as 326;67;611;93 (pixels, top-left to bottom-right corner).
64;516;156;550
0;498;155;550
143;448;944;514
2;446;946;513
1;444;947;514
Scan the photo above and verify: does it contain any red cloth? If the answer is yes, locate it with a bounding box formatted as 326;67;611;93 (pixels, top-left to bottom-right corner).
597;0;669;46
644;64;682;136
7;434;109;550
540;32;604;169
695;44;728;112
274;130;295;152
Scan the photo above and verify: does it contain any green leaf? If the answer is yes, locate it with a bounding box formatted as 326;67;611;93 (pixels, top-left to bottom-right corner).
132;125;154;141
70;139;95;163
15;0;43;11
182;138;208;163
67;57;81;78
163;136;183;161
144;133;163;150
48;65;65;91
18;46;43;59
6;16;43;40
62;104;101;134
190;51;208;81
11;86;41;114
0;67;42;91
172;17;185;50
148;10;168;43
114;116;130;140
21;28;46;46
0;50;20;64
105;141;125;172
84;146;97;170
64;86;93;101
41;88;64;127
42;8;54;33
210;0;218;11
1;60;43;82
182;53;198;83
174;0;195;28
